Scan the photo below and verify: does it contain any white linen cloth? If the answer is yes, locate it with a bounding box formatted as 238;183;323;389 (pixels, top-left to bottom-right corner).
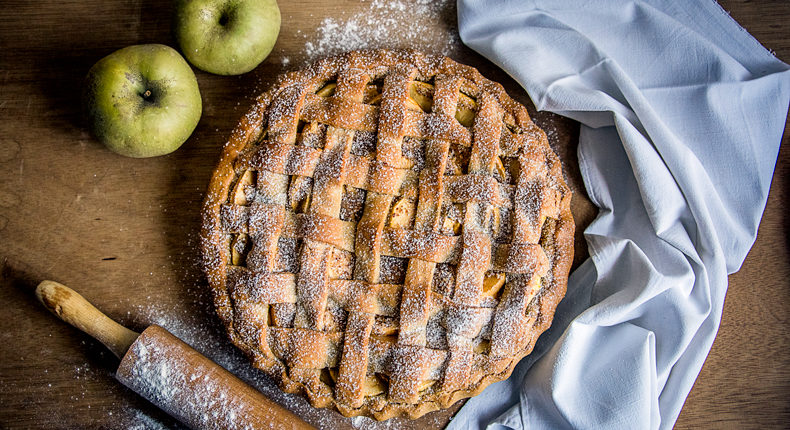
450;1;790;428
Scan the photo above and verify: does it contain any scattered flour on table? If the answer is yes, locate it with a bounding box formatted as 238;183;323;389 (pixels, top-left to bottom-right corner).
129;409;170;430
303;0;460;61
350;415;399;429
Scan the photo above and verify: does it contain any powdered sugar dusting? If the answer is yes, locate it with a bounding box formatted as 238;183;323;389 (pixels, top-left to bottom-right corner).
303;0;460;61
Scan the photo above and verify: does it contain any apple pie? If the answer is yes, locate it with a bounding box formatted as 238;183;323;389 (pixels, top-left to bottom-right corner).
201;49;574;420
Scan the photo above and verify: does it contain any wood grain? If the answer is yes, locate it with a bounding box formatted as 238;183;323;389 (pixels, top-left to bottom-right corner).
0;0;786;429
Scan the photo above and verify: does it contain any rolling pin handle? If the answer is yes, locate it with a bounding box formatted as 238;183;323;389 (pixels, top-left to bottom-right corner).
35;280;140;359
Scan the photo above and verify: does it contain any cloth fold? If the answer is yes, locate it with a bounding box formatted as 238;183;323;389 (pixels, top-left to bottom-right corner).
451;1;790;428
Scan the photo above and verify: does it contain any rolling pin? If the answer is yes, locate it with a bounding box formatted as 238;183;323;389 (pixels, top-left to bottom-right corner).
35;280;313;430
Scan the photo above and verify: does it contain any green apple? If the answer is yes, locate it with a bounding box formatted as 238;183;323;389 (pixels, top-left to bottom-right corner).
174;0;281;75
83;44;202;158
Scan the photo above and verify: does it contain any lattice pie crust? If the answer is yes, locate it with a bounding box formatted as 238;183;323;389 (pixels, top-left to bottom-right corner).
201;50;574;420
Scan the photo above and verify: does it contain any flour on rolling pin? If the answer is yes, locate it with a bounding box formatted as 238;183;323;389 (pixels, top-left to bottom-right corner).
117;325;306;430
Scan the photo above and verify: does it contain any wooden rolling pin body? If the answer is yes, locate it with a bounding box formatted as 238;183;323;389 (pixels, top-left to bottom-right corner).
36;281;312;430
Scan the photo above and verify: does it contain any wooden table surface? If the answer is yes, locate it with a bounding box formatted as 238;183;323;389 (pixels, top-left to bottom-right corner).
0;1;787;428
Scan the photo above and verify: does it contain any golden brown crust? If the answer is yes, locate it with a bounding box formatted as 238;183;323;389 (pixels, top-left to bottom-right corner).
200;49;574;420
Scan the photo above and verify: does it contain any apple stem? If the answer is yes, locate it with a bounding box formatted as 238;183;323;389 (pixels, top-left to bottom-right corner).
143;89;152;99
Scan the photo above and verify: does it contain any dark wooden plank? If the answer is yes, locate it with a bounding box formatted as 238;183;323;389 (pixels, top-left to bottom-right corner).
0;0;786;429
